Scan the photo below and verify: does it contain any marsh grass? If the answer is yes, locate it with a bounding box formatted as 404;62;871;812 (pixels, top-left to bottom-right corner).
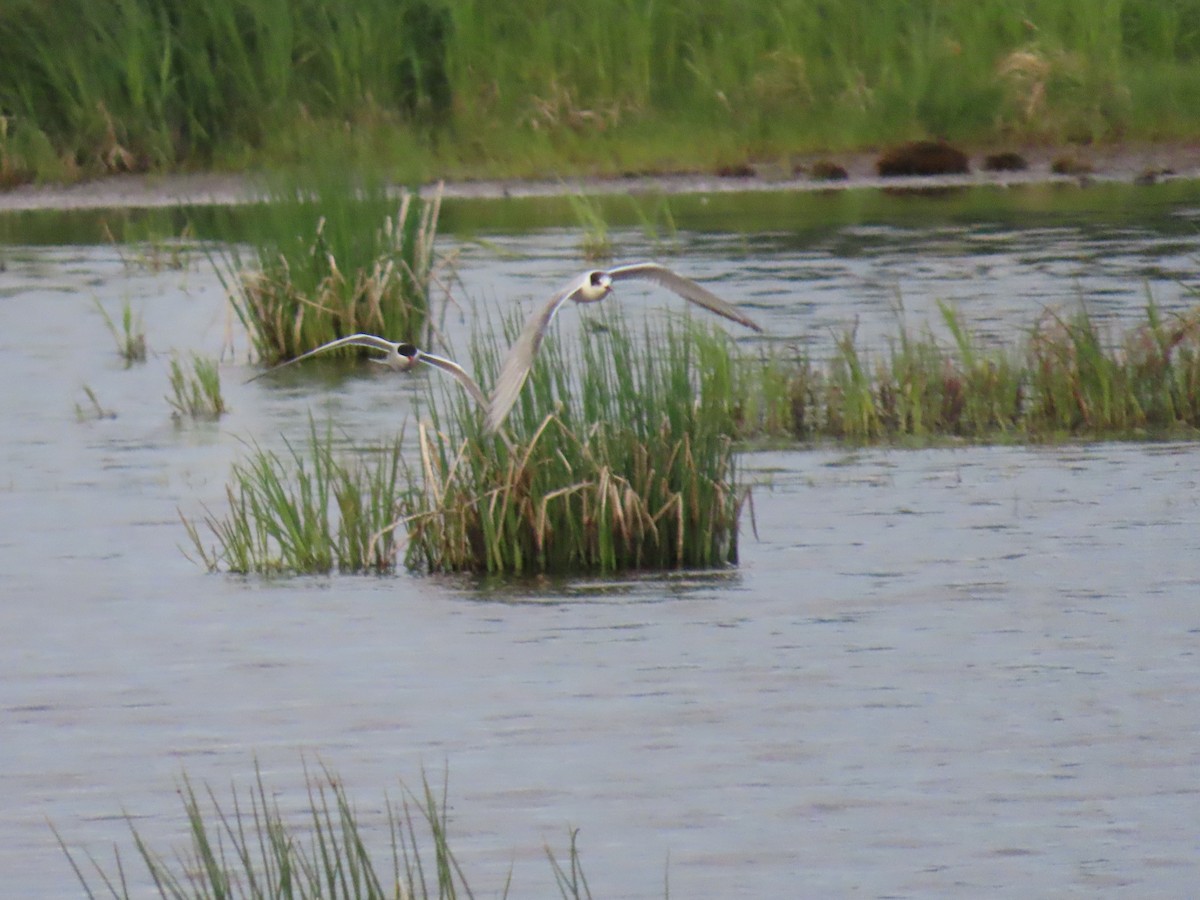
182;422;404;575
546;829;593;900
184;294;1200;577
57;764;587;899
223;176;443;367
741;300;1200;442
400;310;743;575
5;1;1200;182
75;385;116;422
106;221;196;273
566;192;612;262
628;194;680;256
167;354;226;420
94;298;147;366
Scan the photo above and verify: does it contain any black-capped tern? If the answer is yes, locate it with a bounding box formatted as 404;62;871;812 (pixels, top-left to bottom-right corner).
247;334;487;408
485;263;762;432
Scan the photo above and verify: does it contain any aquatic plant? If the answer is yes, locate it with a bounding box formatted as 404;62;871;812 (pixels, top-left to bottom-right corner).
107;221;196;273
223;176;442;368
1025;299;1200;435
56;764;598;900
94;298;147;366
401;310;743;575
75;385;116;422
182;422;404;575
566;192;613;262
737;299;1200;443
166;354;226;420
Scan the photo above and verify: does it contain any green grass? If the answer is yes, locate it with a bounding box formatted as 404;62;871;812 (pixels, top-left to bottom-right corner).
182;421;406;575
195;308;744;577
3;0;1200;183
55;764;602;900
94;298;147;367
167;354;227;420
737;299;1200;443
400;310;743;575
565;192;612;262
194;292;1200;578
75;385;117;422
221;174;442;367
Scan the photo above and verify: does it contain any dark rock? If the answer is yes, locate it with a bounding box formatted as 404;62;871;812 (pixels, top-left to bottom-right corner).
807;159;849;181
876;140;970;176
1051;154;1095;176
983;151;1028;172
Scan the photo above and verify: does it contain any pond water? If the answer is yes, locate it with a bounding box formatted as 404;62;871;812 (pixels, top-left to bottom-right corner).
2;183;1199;897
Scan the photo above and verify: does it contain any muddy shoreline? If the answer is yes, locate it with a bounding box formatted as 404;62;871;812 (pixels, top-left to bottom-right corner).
1;143;1198;213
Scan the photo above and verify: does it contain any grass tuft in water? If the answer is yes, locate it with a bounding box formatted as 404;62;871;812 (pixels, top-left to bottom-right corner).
55;764;538;900
222;175;443;367
400;309;744;575
166;354;226;420
75;385;117;422
566;192;613;262
94;298;147;366
738;299;1200;443
546;828;594;900
182;421;404;575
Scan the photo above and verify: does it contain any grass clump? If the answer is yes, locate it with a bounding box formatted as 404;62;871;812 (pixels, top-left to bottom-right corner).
401;311;743;575
167;354;226;420
183;422;404;575
737;299;1200;443
94;298;147;366
566;192;612;262
56;764;598;899
223;177;443;367
75;385;116;422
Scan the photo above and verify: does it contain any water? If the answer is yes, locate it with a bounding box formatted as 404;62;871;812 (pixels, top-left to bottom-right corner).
2;187;1199;897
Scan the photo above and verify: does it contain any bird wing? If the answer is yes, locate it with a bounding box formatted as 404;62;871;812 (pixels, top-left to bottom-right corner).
245;333;399;383
608;262;763;332
485;273;589;432
417;351;489;408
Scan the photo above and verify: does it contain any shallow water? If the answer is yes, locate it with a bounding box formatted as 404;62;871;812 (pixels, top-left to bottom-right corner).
2;190;1200;897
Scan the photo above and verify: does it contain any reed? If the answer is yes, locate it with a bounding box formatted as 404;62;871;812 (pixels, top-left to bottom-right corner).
94;298;147;367
182;421;404;575
3;1;1200;182
400;310;743;575
75;385;116;422
55;764;598;899
738;299;1200;442
223;177;442;367
566;192;613;262
166;354;226;420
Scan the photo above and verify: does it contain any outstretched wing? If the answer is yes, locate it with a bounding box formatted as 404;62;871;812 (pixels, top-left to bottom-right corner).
486;272;590;432
417;350;489;409
245;333;400;383
608;262;763;332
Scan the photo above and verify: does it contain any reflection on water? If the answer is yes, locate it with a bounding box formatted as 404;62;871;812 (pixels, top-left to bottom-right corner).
1;193;1199;896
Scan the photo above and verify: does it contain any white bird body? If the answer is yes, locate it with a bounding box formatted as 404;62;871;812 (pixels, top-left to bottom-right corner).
247;333;487;408
485;263;762;432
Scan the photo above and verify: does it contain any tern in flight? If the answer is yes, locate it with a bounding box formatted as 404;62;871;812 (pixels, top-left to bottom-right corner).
485;262;763;432
247;334;488;409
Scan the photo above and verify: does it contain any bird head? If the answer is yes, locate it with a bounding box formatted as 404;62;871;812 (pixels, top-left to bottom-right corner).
578;270;614;303
395;343;421;371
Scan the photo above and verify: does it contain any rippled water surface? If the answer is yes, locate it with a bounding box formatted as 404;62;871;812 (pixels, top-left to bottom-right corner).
2;186;1199;897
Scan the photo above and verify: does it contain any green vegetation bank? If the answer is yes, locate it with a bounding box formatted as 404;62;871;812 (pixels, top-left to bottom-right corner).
2;0;1199;185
